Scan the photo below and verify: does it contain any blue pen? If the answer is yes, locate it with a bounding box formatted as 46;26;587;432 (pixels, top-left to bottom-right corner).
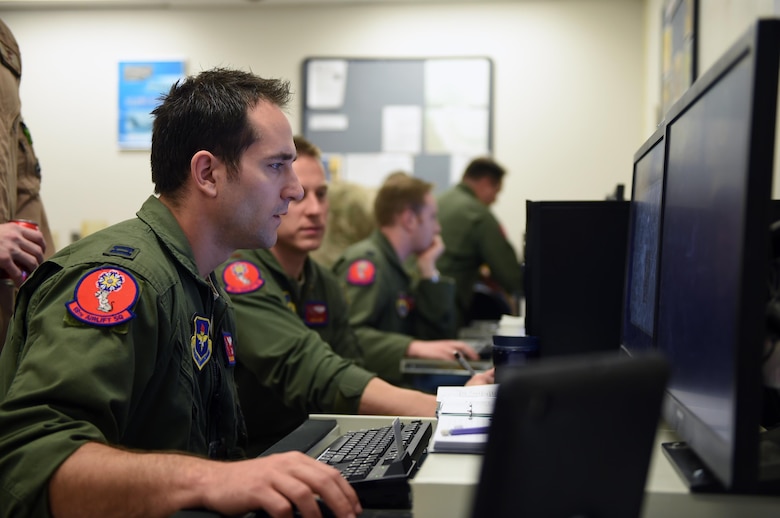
444;425;491;436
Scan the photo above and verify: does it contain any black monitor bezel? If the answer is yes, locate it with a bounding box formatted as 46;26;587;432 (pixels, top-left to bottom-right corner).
656;18;780;492
620;125;666;356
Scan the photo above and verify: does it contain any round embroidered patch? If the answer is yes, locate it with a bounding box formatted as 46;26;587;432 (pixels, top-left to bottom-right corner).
346;259;376;286
222;260;264;294
66;266;139;326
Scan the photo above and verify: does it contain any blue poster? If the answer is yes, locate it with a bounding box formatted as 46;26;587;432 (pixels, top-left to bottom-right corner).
118;61;185;150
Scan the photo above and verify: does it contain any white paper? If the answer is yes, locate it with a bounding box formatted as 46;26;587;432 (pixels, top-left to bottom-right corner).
449;154;474;184
306;60;348;109
308;113;349;131
436;384;499;402
382;105;422;153
342;153;414;189
437;399;495;417
424;106;490;155
424;58;491;107
431;383;497;453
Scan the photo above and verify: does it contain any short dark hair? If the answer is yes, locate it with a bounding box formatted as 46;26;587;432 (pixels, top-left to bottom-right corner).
462;157;506;183
293;134;322;160
150;67;292;200
374;171;433;227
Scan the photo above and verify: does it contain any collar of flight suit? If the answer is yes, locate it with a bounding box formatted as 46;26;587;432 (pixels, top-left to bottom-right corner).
368;229;411;281
135;195;218;292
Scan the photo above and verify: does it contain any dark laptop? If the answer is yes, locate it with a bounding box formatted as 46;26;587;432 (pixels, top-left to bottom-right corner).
471;351;669;518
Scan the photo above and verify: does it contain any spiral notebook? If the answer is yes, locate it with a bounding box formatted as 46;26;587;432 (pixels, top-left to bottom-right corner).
431;384;498;454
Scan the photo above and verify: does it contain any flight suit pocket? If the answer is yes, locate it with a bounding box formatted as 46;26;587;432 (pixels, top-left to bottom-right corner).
175;336;207;454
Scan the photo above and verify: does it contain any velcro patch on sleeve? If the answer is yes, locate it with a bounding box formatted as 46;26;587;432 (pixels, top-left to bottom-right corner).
304;302;329;327
66;266;139;326
223;332;236;366
222;260;264;294
346;259;376;286
103;245;139;260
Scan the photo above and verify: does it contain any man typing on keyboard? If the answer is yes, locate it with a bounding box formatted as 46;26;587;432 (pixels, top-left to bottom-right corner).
0;69;362;518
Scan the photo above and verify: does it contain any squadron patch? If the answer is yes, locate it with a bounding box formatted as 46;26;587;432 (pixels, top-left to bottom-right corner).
304;302;329;327
223;332;236;366
346;259;376;286
396;294;414;318
191;315;212;370
222;261;264;294
66;267;139;326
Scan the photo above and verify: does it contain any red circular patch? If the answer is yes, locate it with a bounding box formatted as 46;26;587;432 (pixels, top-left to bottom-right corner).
222;260;264;294
67;267;139;326
346;259;376;286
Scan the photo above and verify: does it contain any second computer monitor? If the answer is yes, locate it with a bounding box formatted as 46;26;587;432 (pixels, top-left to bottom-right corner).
620;127;666;355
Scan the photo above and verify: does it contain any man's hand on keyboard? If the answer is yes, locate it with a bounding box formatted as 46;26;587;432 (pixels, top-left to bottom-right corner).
200;451;362;518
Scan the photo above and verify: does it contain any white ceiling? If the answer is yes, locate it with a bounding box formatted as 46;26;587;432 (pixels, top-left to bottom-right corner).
0;0;510;9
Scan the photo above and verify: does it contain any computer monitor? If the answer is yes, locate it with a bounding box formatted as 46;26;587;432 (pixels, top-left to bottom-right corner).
471;351;669;518
620;127;666;355
524;200;629;357
655;19;780;493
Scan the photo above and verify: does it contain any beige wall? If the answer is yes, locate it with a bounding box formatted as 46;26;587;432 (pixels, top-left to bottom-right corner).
642;0;780;196
5;0;780;256
698;0;780;199
642;0;779;130
2;1;644;255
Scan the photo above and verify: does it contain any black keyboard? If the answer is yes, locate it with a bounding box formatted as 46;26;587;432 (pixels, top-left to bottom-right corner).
315;419;433;509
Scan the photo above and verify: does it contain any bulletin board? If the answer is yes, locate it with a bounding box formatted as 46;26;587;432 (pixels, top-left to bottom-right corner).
301;57;493;193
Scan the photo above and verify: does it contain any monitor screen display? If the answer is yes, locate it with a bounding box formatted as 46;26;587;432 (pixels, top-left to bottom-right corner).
661;52;751;447
656;20;780;491
621;129;665;354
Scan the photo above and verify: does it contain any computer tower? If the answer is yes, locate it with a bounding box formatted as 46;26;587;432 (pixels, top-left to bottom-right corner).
524;200;630;358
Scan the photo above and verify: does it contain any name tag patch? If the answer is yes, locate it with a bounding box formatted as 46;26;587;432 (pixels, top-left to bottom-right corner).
223;332;236;366
304;302;329;327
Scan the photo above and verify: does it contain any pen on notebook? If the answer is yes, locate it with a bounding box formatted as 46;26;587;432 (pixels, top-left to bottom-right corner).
453;350;477;376
442;425;491;436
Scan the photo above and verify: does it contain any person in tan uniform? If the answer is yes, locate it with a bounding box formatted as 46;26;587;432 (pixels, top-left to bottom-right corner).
0;19;53;349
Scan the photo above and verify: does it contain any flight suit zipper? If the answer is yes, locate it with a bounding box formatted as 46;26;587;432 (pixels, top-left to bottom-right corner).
205;275;225;459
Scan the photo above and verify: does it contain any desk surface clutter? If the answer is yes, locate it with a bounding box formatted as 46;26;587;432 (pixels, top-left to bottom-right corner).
431;384;497;454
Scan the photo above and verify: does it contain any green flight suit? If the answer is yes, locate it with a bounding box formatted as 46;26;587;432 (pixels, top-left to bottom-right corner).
217;249;375;456
437;183;523;325
332;230;457;384
0;196;245;517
